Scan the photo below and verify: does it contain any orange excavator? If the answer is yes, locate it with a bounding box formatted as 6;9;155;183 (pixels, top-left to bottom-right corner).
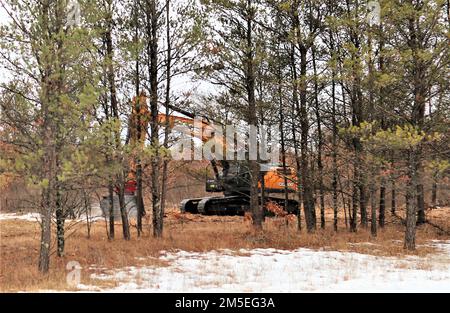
126;93;299;215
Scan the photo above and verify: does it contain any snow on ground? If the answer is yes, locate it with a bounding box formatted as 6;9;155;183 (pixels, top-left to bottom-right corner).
0;212;41;222
86;241;450;293
3;212;449;292
0;212;104;222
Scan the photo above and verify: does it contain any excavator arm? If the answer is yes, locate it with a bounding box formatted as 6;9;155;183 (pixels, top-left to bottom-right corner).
156;112;227;181
125;93;226;193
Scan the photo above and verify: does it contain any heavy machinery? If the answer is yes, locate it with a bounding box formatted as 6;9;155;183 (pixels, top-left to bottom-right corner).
124;93;299;216
182;161;299;216
160;107;299;216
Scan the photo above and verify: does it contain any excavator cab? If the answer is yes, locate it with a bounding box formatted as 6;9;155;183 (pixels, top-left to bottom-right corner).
205;178;225;193
205;161;254;195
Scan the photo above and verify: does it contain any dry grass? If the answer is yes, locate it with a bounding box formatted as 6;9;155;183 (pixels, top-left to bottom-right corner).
1;206;449;292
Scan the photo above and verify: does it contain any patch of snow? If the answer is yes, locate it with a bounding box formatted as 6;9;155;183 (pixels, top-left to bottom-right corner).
430;240;450;253
84;241;450;293
0;212;104;223
0;212;41;222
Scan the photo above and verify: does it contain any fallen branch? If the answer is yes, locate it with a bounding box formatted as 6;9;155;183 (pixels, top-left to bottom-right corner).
425;220;450;236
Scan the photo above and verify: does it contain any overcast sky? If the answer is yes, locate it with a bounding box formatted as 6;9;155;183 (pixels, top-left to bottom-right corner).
0;4;12;83
0;2;218;112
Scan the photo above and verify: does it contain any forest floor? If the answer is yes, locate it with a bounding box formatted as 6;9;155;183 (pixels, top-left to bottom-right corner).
0;206;449;292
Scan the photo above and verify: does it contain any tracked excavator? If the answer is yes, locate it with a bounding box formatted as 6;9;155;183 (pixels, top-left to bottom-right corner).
125;93;299;216
161;107;299;216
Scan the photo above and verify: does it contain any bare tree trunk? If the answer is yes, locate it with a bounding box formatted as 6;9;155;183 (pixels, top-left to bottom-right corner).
290;2;316;232
379;177;386;227
377;21;386;228
133;0;145;237
39;195;52;273
146;0;162;237
391;171;397;215
300;45;316;233
134;92;145;237
359;173;368;227
279;104;289;214
370;183;377;237
416;182;426;224
38;0;63;272
290;44;302;232
276;36;289;213
245;0;262;231
329;29;339;232
346;0;366;230
351;167;359;232
56;186;64;257
345;197;350;230
160;0;172;228
105;1;130;240
39;103;56;272
136;163;144;236
312;46;325;229
39;135;54;272
405;193;410;212
431;177;437;207
83;191;92;239
405;150;418;250
408;10;427;226
118;181;131;240
108;181;115;239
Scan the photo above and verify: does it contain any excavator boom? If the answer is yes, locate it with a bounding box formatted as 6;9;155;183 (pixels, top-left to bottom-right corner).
124;93;299;215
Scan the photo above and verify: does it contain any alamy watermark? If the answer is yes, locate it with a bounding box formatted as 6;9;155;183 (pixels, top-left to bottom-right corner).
66;0;81;28
63;1;381;32
169;118;280;163
66;261;82;287
367;1;381;26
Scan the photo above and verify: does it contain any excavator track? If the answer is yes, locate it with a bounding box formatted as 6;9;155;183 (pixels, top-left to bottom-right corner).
180;196;298;216
181;196;249;216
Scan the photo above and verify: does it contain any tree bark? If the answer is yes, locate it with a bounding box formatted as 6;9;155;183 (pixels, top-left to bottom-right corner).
160;0;172;229
416;183;426;224
408;5;427;226
275;34;289;213
329;29;339;232
290;44;303;232
146;0;162;237
347;0;366;230
291;2;315;232
300;45;316;233
38;0;58;273
245;0;263;231
379;179;386;227
118;184;131;240
312;46;325;229
377;21;386;228
370;183;377;237
108;181;115;239
39;141;55;273
105;0;130;240
134;0;145;237
431;178;437;207
405;150;418;250
56;186;65;257
391;170;397;215
39;81;56;272
351;173;359;232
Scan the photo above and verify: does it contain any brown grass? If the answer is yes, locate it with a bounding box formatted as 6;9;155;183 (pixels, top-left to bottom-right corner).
1;206;449;292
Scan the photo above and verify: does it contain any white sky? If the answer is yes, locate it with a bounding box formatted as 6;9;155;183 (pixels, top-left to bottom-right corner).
0;2;216;111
